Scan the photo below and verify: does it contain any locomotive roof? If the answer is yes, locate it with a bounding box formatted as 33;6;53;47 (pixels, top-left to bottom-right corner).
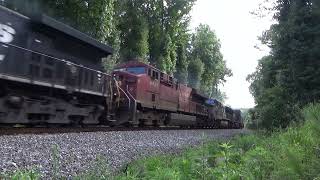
115;61;161;71
116;61;218;100
32;14;113;55
0;5;113;55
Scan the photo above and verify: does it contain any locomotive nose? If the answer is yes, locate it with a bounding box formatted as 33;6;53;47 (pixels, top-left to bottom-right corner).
124;76;137;95
113;72;138;97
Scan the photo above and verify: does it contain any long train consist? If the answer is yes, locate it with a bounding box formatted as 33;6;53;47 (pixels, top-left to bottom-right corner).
0;6;243;128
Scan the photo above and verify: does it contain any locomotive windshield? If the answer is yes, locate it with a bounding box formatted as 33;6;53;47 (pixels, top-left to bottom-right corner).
127;67;145;74
114;67;146;75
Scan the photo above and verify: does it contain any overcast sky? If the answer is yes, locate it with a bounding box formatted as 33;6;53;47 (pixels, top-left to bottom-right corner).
190;0;274;109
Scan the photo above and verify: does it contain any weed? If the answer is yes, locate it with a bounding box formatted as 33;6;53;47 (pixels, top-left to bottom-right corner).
51;144;60;180
1;169;40;180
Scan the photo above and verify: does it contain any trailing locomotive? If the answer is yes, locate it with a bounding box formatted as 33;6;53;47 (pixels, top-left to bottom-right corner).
0;5;243;128
112;61;244;128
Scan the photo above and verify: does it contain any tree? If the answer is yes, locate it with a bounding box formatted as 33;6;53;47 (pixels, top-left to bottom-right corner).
210;89;227;103
247;56;278;100
175;42;189;84
144;0;196;74
116;0;149;61
188;58;204;89
189;24;231;96
248;0;320;130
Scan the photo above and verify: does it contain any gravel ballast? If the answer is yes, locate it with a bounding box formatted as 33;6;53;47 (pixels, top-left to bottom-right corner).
0;129;248;177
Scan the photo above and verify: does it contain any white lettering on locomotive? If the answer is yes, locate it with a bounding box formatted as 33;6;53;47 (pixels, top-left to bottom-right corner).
0;22;15;61
0;23;15;43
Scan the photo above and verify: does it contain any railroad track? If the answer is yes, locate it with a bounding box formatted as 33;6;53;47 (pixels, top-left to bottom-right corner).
0;126;220;136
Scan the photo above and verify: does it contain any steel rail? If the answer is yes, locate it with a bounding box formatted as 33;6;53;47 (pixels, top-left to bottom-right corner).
0;126;224;136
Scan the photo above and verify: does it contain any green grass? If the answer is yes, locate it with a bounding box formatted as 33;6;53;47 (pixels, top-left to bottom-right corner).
2;103;320;179
1;169;40;180
115;103;320;180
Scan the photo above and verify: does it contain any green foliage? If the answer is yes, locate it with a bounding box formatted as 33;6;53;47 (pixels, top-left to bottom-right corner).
51;144;60;180
248;0;320;130
210;89;227;104
159;34;177;73
257;86;301;130
113;0;196;73
8;170;39;180
187;58;204;89
189;24;232;97
175;43;189;84
116;0;149;60
244;108;259;129
115;103;320;180
145;0;196;74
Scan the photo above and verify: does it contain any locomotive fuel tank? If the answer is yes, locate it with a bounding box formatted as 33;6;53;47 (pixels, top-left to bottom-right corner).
167;113;196;127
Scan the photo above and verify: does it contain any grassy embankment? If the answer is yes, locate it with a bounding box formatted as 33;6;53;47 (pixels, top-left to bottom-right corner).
4;104;320;179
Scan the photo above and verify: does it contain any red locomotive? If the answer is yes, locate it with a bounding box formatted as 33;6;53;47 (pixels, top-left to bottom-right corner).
111;61;243;128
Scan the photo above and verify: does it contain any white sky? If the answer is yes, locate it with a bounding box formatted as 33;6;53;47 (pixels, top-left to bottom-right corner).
190;0;274;109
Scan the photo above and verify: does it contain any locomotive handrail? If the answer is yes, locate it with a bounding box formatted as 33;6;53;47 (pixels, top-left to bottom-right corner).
0;42;112;77
126;85;137;123
126;85;137;102
113;78;131;108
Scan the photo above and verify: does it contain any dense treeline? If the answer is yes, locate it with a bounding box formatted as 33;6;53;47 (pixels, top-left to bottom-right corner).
1;0;231;101
247;0;320;130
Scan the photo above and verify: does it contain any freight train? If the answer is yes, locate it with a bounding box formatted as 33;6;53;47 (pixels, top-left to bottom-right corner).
0;5;244;128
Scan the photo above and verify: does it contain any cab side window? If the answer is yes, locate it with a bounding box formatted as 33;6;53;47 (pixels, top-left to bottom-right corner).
148;69;152;76
160;73;164;81
151;70;159;80
169;76;173;86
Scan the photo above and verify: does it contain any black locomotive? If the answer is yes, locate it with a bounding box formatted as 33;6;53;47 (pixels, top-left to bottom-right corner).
0;6;113;125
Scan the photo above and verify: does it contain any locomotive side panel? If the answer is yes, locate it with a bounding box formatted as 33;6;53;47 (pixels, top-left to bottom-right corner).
233;109;243;129
158;81;179;112
0;6;112;96
178;84;192;113
136;75;156;109
0;6;113;125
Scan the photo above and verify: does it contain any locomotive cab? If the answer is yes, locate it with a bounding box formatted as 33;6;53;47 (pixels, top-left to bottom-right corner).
113;65;147;99
111;62;150;126
112;61;162;104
